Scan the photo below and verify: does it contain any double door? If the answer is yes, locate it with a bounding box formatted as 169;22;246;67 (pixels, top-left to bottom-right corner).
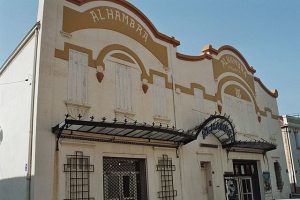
225;177;254;200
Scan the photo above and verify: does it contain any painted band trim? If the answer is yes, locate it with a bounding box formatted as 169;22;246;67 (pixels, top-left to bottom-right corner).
55;42;280;120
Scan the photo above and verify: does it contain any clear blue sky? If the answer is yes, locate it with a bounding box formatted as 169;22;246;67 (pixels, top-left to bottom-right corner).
1;0;299;115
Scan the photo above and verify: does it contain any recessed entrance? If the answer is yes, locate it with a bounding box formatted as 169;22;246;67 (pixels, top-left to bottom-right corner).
103;157;148;200
224;160;261;200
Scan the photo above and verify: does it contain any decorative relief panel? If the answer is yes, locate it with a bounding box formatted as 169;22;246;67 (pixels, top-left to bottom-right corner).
212;54;255;93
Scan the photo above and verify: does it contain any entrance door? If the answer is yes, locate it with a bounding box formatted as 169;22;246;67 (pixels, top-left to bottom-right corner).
103;157;147;200
240;177;253;200
200;162;214;200
225;177;254;200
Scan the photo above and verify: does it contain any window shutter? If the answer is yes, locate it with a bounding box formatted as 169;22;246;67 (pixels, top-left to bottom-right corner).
153;77;166;118
68;50;88;104
115;63;132;112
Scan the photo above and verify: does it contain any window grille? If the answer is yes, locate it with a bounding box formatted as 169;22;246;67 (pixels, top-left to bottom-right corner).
157;155;177;200
64;151;94;200
274;161;284;191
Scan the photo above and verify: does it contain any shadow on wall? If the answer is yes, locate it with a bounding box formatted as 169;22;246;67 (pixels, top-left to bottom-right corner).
0;176;28;200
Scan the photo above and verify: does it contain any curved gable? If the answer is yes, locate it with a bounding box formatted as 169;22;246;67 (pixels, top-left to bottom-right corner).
66;0;180;45
62;1;174;67
207;45;278;99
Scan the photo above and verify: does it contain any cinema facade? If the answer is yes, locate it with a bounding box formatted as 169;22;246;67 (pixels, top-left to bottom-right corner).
0;0;291;200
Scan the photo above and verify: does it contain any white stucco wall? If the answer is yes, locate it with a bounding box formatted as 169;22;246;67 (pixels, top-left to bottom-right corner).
0;34;36;200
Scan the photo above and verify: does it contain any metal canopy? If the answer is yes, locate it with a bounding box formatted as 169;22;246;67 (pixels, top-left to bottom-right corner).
222;139;277;154
52;118;196;150
189;114;277;153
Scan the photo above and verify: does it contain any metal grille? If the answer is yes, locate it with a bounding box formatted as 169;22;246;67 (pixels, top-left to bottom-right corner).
64;151;94;200
103;157;147;200
157;155;177;200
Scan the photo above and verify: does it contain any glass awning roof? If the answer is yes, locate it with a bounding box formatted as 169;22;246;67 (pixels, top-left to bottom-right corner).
52;114;277;153
222;139;277;154
52;118;196;150
188;114;277;154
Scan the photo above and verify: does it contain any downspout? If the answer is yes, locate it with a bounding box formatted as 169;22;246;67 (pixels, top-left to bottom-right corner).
168;43;185;200
171;63;177;128
27;22;40;200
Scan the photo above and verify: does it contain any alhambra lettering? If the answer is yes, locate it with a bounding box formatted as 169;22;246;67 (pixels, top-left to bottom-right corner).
220;55;247;79
89;8;149;43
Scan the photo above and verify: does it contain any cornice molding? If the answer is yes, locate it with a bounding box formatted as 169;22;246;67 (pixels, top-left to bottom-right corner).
202;44;256;74
254;77;278;98
176;52;212;62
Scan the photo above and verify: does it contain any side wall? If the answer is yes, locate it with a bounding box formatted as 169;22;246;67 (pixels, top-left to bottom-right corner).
0;35;36;200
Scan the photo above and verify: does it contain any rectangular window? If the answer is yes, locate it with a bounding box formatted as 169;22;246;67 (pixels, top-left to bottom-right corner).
246;103;254;134
274;161;283;191
295;131;300;149
194;89;204;123
115;63;132;112
68;49;88;104
153;76;167;118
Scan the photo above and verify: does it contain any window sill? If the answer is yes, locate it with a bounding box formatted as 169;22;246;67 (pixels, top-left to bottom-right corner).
153;115;171;124
114;109;136;118
65;100;91;119
65;100;90;108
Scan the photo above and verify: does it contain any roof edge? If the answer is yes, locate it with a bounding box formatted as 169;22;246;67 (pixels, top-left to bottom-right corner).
1;22;40;74
254;77;278;98
176;52;212;61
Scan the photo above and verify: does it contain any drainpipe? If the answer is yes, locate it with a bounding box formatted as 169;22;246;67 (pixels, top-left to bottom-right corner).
170;57;177;128
27;22;40;200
